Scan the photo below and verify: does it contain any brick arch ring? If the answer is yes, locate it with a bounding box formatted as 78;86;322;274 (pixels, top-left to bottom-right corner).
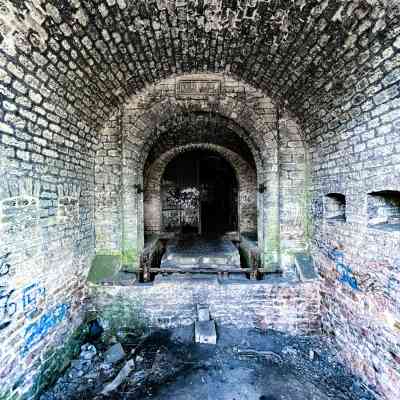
143;143;257;235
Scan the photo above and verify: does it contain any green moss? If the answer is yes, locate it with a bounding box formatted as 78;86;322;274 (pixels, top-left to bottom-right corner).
97;295;149;341
263;204;281;272
121;235;141;271
25;325;88;400
0;390;19;400
121;247;139;272
87;254;121;283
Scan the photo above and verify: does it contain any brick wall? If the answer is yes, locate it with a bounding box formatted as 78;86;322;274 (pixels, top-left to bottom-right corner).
0;1;399;399
0;57;96;400
90;276;321;335
307;25;400;400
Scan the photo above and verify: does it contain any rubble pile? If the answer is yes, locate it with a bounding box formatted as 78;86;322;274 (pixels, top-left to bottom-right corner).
39;326;377;400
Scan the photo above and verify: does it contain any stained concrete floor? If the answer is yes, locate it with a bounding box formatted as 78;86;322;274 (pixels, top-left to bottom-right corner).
145;354;333;400
139;328;374;400
41;327;376;400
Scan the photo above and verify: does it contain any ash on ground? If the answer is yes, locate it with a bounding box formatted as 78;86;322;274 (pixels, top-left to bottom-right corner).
39;326;377;400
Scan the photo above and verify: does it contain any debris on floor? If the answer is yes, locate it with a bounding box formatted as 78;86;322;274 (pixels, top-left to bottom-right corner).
39;326;378;400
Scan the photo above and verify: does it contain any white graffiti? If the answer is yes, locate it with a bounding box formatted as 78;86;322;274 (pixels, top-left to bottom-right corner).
0;177;40;228
57;185;80;225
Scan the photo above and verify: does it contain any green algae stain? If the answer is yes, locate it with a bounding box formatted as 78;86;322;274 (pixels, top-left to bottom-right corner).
97;295;149;341
0;390;19;400
24;325;88;400
87;254;121;283
121;248;139;272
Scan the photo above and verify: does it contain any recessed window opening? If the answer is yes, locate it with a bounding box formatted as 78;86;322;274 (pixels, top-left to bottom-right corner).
368;190;400;231
325;193;346;222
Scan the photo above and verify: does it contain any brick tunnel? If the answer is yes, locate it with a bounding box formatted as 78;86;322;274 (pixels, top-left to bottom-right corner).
0;1;399;399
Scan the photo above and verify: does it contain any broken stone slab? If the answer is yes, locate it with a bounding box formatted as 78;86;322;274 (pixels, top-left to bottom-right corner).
80;344;97;360
104;342;126;364
101;358;135;395
197;304;210;321
195;320;217;345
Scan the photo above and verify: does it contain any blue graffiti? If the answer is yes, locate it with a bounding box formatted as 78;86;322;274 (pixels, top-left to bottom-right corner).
0;252;11;278
22;283;46;319
329;250;359;290
0;288;17;330
316;241;359;290
336;261;359;290
21;303;70;355
387;275;400;294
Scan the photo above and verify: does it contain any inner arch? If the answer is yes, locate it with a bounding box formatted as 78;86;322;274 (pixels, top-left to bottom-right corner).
161;149;238;236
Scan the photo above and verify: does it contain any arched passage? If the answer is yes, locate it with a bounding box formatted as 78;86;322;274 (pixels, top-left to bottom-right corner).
1;2;400;398
144;144;257;236
95;74;308;273
161;150;238;235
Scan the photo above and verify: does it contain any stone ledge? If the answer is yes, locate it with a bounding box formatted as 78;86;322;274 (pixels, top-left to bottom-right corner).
295;253;319;282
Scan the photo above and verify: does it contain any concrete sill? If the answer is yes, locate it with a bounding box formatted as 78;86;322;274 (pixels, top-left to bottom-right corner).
367;223;400;233
325;216;346;224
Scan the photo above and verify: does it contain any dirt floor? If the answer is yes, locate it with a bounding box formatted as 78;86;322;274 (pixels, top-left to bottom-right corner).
40;326;377;400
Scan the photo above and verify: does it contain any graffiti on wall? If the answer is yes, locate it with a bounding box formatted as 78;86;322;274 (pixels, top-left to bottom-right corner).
0;252;16;330
22;283;46;319
57;184;80;225
334;252;359;290
21;303;71;355
0;195;39;227
0;252;11;279
0;251;49;332
316;240;359;290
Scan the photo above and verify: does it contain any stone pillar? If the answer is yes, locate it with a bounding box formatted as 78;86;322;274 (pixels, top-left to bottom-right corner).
261;153;281;273
121;107;143;272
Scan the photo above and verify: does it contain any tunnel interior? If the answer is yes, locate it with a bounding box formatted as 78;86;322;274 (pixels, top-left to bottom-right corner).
0;1;399;399
161;149;238;236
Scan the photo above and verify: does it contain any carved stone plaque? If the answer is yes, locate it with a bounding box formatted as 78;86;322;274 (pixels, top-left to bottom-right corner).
176;80;221;98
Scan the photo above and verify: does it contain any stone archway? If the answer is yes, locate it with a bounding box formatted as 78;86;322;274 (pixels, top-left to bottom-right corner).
95;73;308;273
118;74;280;270
144;144;257;236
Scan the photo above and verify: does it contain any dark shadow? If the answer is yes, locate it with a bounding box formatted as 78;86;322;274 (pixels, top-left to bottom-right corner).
161;150;238;236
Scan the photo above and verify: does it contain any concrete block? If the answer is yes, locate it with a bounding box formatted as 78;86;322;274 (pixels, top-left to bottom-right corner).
195;320;217;345
197;304;210;321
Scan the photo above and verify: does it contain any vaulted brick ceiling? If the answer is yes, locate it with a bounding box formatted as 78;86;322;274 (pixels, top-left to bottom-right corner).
0;0;399;132
144;112;257;169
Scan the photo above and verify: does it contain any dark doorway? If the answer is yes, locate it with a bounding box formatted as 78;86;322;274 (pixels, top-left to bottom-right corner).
161;150;238;235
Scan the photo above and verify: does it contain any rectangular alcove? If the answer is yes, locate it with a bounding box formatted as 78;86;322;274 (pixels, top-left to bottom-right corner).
367;190;400;232
325;193;346;222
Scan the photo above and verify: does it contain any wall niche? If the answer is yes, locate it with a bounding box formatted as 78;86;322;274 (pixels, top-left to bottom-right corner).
325;193;346;222
368;190;400;231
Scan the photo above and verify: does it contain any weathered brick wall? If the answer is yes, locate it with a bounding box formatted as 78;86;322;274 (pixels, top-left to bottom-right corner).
0;72;96;400
94;110;122;253
279;120;308;267
0;1;399;399
90;277;321;335
307;28;400;400
0;5;100;398
96;75;309;271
